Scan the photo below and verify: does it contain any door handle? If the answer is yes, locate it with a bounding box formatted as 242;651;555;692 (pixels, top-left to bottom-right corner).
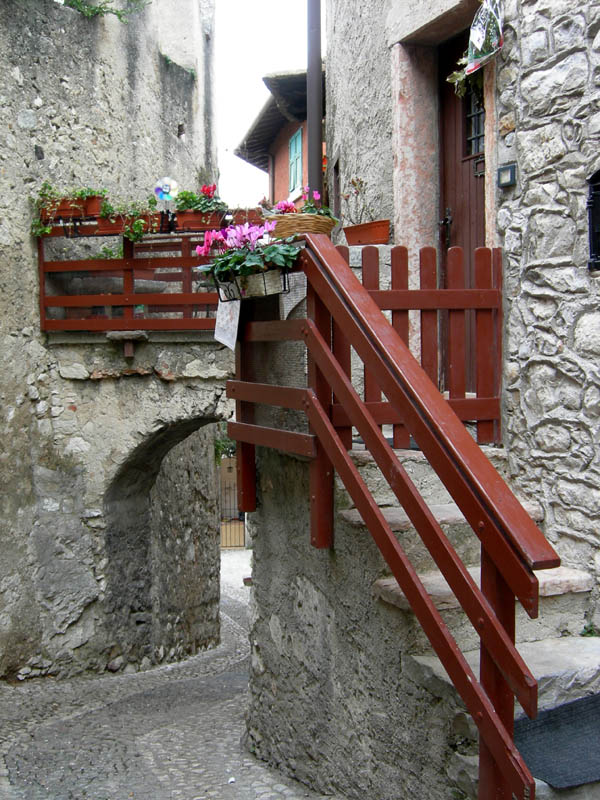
439;207;453;248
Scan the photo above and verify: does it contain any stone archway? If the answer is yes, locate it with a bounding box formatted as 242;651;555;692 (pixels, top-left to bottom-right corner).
104;418;221;672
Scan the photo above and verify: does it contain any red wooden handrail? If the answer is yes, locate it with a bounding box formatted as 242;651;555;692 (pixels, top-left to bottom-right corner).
228;233;561;800
301;237;558;581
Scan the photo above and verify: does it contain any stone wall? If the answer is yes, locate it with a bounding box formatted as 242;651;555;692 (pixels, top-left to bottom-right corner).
495;0;600;622
0;0;229;679
325;0;394;237
245;1;600;794
246;450;459;800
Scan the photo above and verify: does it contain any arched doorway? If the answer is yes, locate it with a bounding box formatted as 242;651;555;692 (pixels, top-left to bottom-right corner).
103;419;220;671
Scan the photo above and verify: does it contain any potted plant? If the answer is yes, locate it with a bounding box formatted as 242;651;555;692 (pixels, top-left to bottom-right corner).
197;221;301;301
175;184;228;231
264;187;337;238
32;182;108;236
96;196;161;241
341;177;390;245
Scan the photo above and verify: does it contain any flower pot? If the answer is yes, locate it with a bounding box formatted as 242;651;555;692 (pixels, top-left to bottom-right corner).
39;198;84;221
269;213;336;238
95;214;160;238
343;219;390;245
83;196;104;217
214;269;288;302
175;211;226;232
95;217;124;236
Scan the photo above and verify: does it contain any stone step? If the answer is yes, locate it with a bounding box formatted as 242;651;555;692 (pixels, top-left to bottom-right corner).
338;499;544;574
336;445;511;509
373;566;593;652
405;637;600;800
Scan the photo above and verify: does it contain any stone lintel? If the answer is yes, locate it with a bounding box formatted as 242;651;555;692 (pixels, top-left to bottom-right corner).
386;0;480;47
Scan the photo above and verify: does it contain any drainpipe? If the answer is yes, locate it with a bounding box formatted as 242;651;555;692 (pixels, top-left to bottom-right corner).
307;0;323;197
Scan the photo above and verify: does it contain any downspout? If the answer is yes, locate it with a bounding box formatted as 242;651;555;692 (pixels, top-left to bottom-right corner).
268;153;275;204
307;0;323;196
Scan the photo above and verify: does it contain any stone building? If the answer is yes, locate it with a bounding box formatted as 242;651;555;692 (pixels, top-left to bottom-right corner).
0;0;233;680
235;69;328;207
326;0;600;624
242;1;600;798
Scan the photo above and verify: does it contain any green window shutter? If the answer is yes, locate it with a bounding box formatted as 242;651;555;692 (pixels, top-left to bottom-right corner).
289;129;302;193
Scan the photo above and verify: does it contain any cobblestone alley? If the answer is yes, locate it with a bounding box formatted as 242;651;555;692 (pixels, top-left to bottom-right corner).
0;551;342;800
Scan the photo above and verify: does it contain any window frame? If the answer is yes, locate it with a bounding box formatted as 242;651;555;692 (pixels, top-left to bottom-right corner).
288;128;303;195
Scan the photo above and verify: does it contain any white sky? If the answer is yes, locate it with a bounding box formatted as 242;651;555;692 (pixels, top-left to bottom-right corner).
214;1;325;208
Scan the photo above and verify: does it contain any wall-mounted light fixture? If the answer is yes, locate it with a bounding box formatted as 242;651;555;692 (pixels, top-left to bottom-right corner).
497;163;517;188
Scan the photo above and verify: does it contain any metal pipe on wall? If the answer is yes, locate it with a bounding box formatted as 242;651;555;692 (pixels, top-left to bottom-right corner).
307;0;323;197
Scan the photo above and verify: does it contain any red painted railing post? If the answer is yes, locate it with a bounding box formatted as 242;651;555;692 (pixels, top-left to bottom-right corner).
38;238;47;332
307;281;334;547
181;237;192;320
235;302;257;512
391;246;410;448
333;245;353;450
479;548;516;799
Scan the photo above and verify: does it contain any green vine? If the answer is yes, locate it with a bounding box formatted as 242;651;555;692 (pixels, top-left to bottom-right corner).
447;50;484;100
214;423;236;462
61;0;151;22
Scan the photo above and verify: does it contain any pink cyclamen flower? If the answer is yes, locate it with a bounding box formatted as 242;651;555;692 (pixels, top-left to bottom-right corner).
196;228;225;256
275;200;296;214
312;190;321;201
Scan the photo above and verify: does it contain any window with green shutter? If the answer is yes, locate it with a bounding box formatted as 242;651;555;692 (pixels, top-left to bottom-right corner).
289;128;302;193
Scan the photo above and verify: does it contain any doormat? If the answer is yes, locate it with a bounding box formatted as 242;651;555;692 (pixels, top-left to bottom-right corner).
514;693;600;789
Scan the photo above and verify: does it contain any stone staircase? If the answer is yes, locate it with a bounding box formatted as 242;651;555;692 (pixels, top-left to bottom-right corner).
335;444;600;799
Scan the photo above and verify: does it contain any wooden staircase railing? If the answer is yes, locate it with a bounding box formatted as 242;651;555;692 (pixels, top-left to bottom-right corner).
228;233;560;800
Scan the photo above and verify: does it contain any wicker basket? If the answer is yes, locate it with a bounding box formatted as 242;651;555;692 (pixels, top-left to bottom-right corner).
268;213;336;238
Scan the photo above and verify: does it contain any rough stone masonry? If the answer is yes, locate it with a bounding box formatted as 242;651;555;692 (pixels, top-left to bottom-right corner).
0;0;233;680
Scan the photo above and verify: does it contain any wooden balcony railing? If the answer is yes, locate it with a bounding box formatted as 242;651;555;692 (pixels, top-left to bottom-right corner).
38;233;219;332
227;233;560;800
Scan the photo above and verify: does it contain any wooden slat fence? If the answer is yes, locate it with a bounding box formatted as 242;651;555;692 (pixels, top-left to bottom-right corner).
335;245;503;444
38;234;219;332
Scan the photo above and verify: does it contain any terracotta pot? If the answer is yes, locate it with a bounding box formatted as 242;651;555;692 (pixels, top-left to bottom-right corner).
40;198;84;221
95;217;124;236
95;214;161;237
83;196;105;217
343;219;390;245
175;211;226;232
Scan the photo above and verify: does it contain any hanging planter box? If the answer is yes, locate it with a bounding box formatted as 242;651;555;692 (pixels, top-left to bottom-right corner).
83;195;105;218
175;211;226;232
95;217;125;236
95;214;161;238
39;198;84;222
214;269;289;302
343;219;390;245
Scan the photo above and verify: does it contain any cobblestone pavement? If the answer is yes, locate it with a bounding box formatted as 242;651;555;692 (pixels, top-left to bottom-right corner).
0;551;342;800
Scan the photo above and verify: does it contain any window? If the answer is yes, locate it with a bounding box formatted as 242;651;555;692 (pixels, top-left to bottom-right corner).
289;128;302;194
465;89;485;157
588;169;600;271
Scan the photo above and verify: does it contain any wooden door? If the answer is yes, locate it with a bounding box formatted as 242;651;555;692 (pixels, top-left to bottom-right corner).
439;31;486;392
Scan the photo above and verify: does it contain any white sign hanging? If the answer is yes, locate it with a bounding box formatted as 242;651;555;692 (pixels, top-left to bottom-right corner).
214;299;241;351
